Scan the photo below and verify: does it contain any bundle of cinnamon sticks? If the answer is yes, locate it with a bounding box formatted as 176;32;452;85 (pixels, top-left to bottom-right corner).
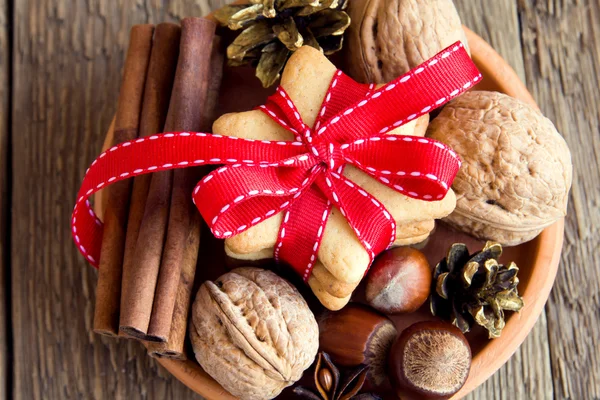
93;18;224;360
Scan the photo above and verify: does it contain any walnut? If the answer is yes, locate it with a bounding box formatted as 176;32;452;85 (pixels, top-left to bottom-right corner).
426;91;572;246
345;0;469;83
190;267;319;400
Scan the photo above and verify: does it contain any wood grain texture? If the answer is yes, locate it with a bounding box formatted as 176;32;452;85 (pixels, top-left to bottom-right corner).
0;0;8;398
455;0;526;82
9;0;599;399
456;1;554;399
9;0;221;399
517;0;600;398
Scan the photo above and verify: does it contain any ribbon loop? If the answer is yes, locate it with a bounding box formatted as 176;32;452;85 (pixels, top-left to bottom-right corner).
341;135;462;200
194;162;319;238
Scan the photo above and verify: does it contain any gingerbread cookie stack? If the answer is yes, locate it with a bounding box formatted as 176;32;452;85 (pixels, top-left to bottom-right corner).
213;46;456;310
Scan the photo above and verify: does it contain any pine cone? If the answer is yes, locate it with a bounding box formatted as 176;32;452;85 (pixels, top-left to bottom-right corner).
214;0;350;87
430;242;524;339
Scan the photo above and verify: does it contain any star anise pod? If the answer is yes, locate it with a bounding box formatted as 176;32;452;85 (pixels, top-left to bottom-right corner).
294;352;382;400
214;0;351;87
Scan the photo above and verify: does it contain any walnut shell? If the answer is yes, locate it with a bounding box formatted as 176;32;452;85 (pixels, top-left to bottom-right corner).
190;267;319;400
426;91;572;246
345;0;469;83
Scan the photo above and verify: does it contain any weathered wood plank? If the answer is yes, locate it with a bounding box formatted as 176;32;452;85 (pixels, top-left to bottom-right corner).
0;0;8;398
517;0;600;398
9;1;221;399
456;0;527;81
455;1;554;399
16;0;599;399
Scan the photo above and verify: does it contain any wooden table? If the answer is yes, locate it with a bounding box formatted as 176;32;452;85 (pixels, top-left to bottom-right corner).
2;0;599;399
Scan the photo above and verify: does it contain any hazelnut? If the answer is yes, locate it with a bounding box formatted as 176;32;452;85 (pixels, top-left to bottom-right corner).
389;321;471;399
366;247;431;314
319;304;398;386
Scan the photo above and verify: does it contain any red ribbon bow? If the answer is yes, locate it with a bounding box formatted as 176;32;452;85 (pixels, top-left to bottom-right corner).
72;42;481;281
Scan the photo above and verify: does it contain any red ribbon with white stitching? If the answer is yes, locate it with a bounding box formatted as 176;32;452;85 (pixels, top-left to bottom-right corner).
72;42;481;281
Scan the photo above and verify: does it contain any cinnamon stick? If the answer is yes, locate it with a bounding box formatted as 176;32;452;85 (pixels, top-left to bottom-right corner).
147;214;201;359
120;18;217;341
146;18;220;356
147;34;223;344
93;24;154;337
118;23;181;338
204;37;225;126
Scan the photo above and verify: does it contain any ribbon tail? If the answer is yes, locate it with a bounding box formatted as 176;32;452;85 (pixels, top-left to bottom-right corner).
317;42;481;144
320;171;396;261
71;132;306;266
275;184;331;282
71;199;103;266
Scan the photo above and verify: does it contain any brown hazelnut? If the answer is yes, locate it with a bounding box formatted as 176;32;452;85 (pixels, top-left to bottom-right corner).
366;247;431;314
389;321;471;399
319;304;398;386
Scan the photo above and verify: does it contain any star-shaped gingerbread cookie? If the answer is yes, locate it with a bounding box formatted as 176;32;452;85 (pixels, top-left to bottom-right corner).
213;46;456;310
